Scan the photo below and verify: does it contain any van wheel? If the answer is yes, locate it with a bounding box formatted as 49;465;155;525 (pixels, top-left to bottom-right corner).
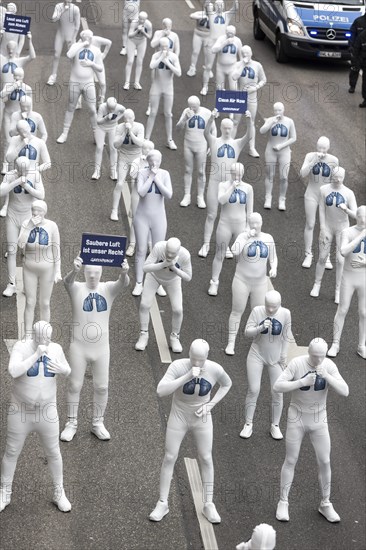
275;33;289;63
253;12;265;40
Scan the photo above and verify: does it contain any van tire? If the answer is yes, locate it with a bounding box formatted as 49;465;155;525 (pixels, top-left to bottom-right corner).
253;11;265;40
275;33;289;63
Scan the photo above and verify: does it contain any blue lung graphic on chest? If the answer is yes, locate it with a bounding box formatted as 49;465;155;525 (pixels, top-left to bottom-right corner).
14;179;34;194
147;180;161;194
18;144;37;160
123;133;134;145
188;115;205;129
83;292;108;312
214;15;225;24
259;317;282;335
27;355;55;377
247;241;268;258
183;377;212;396
229;188;246;204
271;124;288;137
222;44;236;54
241;66;255;79
24;118;36;133
79;48;94;61
325;191;345;207
158;61;171;70
312;162;330;177
9;88;26;101
2;61;17;74
217;144;235;158
199;17;210;28
27;227;49;245
299;371;326;391
353;237;366;254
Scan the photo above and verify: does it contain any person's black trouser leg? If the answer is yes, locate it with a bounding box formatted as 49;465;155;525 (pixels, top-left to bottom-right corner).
349;66;359;89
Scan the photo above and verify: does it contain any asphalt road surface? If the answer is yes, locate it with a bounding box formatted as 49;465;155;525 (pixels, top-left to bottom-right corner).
0;1;365;549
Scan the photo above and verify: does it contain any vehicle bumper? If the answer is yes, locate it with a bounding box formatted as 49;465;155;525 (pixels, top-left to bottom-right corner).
281;34;350;60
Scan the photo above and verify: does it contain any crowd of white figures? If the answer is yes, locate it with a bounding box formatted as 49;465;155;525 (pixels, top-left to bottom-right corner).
0;1;365;548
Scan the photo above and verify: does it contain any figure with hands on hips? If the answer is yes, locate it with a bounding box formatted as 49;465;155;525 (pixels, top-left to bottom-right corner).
124;11;152;90
149;339;232;523
198;107;253;258
132;149;173;296
230;45;266;155
236;523;276;550
274;338;349;523
176;95;216;208
0;321;72;513
1;157;44;298
120;0;141;56
135;238;192;353
225;212;278;356
47;0;80;86
208;162;253;296
211;25;242;90
187;1;212;77
60;256;130;442
310;166;357;303
328;205;366;359
93;97;125;181
300;136;339;268
110;108;144;220
259;102;297;211
18;200;61;338
240;290;293;440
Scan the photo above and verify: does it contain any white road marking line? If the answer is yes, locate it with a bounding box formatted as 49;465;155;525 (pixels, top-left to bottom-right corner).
184;458;219;550
121;181;172;364
185;0;195;9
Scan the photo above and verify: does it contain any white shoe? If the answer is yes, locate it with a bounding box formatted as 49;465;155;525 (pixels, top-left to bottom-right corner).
120;47;126;55
202;502;221;524
200;86;208;96
135;331;149;351
225;343;235;356
123;82;130;90
156;285;167;297
225;247;233;259
2;283;16;297
146;105;151;116
208;279;219;296
132;282;143;296
302;253;313;268
327;343;339;357
249;148;260;158
318;501;340;522
167;140;177;150
110;167;117;181
325;256;333;270
125;243;135;257
187;65;196;77
197;195;206;209
357;345;366;359
198;243;210;258
110;209;119;221
53;487;71;512
209;70;214;79
276;500;289;521
335;289;340;304
170;333;182;353
180;194;191;207
92;168;100;180
239;423;253;438
278;198;286;211
149;500;169;522
310;283;321;297
47;73;57;86
264;196;272;209
0;204;7;217
0;487;11;512
60;420;77;442
133;82;142;90
56;132;68;144
1;162;9;175
270;424;283;440
91;423;111;440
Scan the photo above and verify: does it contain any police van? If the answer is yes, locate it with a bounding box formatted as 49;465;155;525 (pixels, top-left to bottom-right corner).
252;0;365;62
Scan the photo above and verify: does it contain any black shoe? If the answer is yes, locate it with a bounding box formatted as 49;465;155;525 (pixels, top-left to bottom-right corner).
348;87;355;93
359;101;366;108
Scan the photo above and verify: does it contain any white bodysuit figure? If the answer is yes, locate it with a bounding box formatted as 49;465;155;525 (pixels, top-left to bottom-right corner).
176;95;215;208
226;212;278;356
60;257;130;442
198;108;253;258
310;166;357;303
231;45;266;156
18;201;61;338
328;205;366;359
126;139;155;257
187;1;212;77
146;37;181;150
124;11;153;90
1;157;44;298
135;238;192;353
110;108;144;220
236;523;276;550
300;136;339;268
211;25;242;90
56;29;103;144
47;0;80;86
240;290;293;440
208;162;253;296
0;3;25;56
201;0;239;96
6;119;51;180
75;33;112;105
120;0;141;56
274;338;349;523
150;18;180;56
93;97;125;181
132;150;173;296
0;321;72;513
259;102;297;211
149;339;232;523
